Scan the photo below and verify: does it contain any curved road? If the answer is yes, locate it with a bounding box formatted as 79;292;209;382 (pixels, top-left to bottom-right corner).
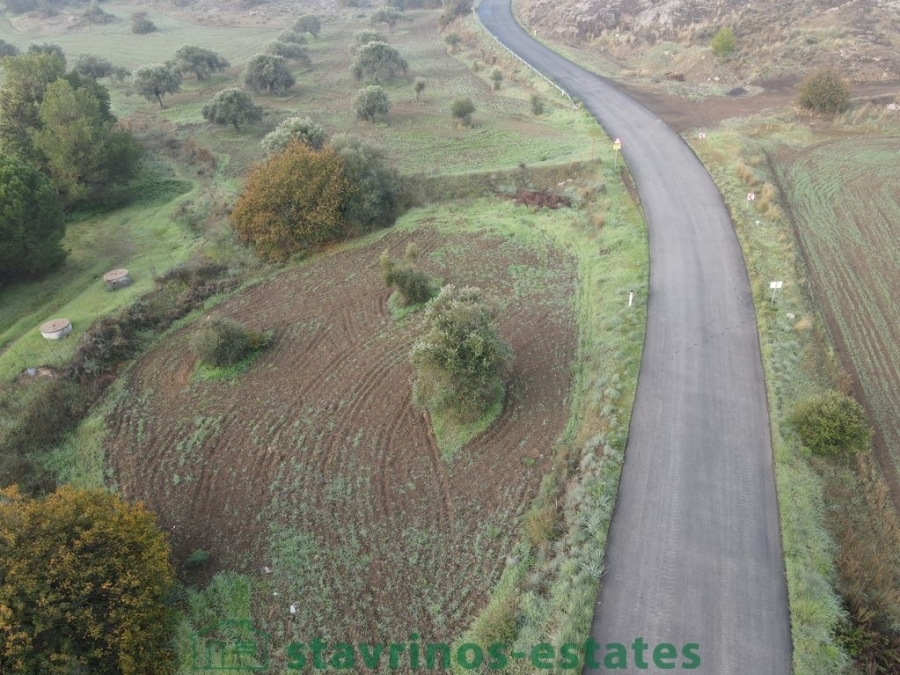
476;2;792;673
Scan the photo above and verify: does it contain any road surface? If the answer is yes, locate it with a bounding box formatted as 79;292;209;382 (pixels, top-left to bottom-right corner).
475;2;793;673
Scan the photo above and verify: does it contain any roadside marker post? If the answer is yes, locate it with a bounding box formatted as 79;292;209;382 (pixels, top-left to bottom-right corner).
747;192;755;211
613;138;622;168
769;280;783;303
628;290;634;307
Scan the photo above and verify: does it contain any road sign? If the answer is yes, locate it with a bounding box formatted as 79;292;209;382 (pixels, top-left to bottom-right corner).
747;192;756;201
770;280;783;303
613;138;621;150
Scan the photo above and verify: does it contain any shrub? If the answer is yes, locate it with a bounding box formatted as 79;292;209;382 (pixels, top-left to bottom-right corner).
789;391;872;457
379;249;435;305
414;77;426;101
131;11;156;34
710;27;735;56
191;318;256;367
265;39;310;64
183;549;211;569
330;134;399;232
261;116;328;154
490;67;503;90
530;93;544;115
451;97;475;126
352;30;386;51
798;69;850;115
444;32;462;52
411;285;512;422
294;14;321;37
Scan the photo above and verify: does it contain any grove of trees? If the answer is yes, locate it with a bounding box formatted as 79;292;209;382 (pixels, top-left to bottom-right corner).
0;486;177;675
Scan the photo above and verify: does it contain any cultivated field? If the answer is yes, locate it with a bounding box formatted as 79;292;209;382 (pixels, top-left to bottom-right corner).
108;206;578;653
775;136;900;497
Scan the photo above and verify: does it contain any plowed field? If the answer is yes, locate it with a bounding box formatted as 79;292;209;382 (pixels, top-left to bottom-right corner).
106;211;578;644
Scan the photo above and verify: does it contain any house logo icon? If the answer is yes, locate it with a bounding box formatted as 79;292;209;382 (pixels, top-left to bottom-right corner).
191;620;271;671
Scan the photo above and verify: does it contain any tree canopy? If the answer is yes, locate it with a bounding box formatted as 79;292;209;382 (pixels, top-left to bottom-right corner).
265;39;310;64
261;115;328;155
232;143;349;261
202;87;263;131
0;51;67;164
350;41;407;83
353;85;391;122
293;15;321;37
0;486;177;675
370;6;402;32
243;54;295;94
0;39;18;58
411;285;512;421
330;134;399;231
32;78;141;203
0;154;66;280
133;63;182;108
173;45;230;80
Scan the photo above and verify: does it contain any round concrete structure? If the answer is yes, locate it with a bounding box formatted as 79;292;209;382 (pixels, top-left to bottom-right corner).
40;318;72;340
103;268;132;289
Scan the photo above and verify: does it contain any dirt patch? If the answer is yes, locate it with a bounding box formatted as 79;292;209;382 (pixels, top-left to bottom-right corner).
106;220;578;645
512;188;572;208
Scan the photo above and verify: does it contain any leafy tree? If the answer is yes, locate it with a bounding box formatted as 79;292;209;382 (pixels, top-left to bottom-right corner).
32;78;141;203
131;11;157;34
27;43;64;60
451;96;475;126
0;40;18;58
202;87;262;131
440;0;472;26
710;27;736;57
371;6;402;32
411;285;512;421
232;143;349;261
331;133;399;231
294;14;321;37
353;85;391;122
353;30;387;51
789;391;871;457
0;486;177;675
798;69;851;115
81;4;115;24
350;41;407;83
278;29;308;46
243;54;295;94
261;115;328;155
173;45;230;80
0;154;66;279
414;77;426;101
265;39;310;64
133;63;182;108
490;67;503;90
0;51;66;164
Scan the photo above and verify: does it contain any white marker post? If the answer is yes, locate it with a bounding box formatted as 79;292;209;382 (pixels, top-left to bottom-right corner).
770;280;783;303
747;192;755;211
628;290;634;307
613;138;622;169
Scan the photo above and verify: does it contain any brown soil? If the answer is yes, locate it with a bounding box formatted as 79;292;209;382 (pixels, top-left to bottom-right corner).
512;188;571;208
106;221;578;644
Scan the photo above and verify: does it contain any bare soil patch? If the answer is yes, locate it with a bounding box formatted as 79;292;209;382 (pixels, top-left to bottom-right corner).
106;218;578;645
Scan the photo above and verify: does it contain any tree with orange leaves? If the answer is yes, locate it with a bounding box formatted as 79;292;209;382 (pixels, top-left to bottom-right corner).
0;486;177;675
231;141;351;262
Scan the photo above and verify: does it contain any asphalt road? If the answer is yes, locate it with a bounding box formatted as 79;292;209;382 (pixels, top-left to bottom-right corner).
475;2;793;673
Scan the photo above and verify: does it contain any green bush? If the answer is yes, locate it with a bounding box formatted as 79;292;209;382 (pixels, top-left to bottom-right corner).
530;94;544;116
379;250;435;306
183;549;211;569
710;27;736;56
798;69;850;115
191;318;258;368
411;285;512;422
789;391;872;457
451;97;475;126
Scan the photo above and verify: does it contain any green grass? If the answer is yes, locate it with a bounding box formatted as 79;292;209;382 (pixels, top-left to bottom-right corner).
431;399;502;461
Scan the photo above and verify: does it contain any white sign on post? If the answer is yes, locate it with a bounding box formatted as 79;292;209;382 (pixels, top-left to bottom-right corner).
770;280;783;303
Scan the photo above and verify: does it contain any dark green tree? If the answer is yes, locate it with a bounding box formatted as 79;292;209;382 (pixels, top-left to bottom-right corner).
350;41;407;83
202;88;263;131
131;11;157;34
0;51;66;164
278;30;308;46
353;85;391;122
72;54;116;79
370;6;402;32
710;27;736;57
173;45;230;80
414;77;426;101
353;30;387;51
0;154;66;279
0;40;18;58
451;97;475;126
26;43;64;60
243;54;295;94
293;15;321;37
133;63;182;108
331;133;399;231
265;40;310;64
32;78;141;203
